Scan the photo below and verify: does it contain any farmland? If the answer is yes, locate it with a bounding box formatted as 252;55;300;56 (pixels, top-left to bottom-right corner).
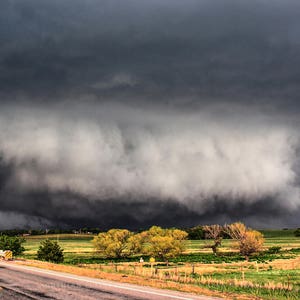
16;229;300;299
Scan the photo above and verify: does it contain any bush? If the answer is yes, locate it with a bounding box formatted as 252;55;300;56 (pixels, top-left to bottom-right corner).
37;239;64;263
266;246;281;254
0;235;25;256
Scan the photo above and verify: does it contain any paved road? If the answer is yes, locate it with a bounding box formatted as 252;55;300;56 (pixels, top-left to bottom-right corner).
0;262;222;300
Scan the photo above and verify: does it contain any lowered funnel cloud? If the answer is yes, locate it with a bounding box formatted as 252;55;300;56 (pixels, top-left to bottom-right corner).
0;0;300;229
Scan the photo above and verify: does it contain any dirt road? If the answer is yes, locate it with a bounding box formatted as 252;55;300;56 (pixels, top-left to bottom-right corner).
0;262;222;300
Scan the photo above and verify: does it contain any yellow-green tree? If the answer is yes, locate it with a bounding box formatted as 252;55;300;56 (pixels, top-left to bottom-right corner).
93;229;142;258
225;222;264;260
143;226;188;261
127;232;145;255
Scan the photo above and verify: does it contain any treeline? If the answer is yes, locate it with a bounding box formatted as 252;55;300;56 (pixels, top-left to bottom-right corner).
1;226;299;239
0;227;206;238
185;225;229;240
0;228;102;236
2;227;205;237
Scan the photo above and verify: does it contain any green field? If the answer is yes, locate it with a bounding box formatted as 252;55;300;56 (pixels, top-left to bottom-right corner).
19;230;300;300
22;234;94;262
21;230;300;261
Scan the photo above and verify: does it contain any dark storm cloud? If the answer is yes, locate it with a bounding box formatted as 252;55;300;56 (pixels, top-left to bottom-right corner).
1;1;300;229
1;0;300;104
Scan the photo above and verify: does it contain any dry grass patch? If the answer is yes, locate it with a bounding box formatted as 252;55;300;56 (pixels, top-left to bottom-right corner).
13;259;262;300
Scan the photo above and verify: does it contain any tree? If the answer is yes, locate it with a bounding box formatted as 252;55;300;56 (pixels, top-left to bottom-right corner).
37;239;64;263
127;233;145;255
239;230;264;259
0;235;25;256
143;226;188;261
203;224;223;255
225;222;248;241
225;222;264;260
186;226;205;240
93;229;142;258
294;228;300;237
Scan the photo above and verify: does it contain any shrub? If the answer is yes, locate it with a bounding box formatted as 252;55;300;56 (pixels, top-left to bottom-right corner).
37;239;64;263
267;246;281;254
0;235;25;256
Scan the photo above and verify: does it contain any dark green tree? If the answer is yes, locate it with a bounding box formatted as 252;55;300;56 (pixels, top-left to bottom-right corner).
37;239;64;263
186;226;205;240
0;235;25;256
294;228;300;237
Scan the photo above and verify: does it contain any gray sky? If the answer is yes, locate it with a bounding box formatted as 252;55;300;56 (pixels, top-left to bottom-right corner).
0;0;300;229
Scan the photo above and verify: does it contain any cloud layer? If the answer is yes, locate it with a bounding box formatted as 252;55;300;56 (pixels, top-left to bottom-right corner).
1;0;300;104
1;1;300;228
0;103;299;228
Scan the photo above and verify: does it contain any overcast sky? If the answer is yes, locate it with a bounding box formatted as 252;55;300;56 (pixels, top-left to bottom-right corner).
1;0;300;229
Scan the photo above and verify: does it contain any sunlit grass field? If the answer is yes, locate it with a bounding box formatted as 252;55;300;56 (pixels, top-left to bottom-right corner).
22;234;94;259
19;229;300;300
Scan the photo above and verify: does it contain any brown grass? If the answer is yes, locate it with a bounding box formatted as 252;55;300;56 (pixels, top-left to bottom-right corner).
12;255;300;299
13;259;261;300
268;256;300;270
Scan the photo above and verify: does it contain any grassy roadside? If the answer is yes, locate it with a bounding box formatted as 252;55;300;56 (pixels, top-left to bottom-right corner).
13;259;254;300
13;255;300;300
